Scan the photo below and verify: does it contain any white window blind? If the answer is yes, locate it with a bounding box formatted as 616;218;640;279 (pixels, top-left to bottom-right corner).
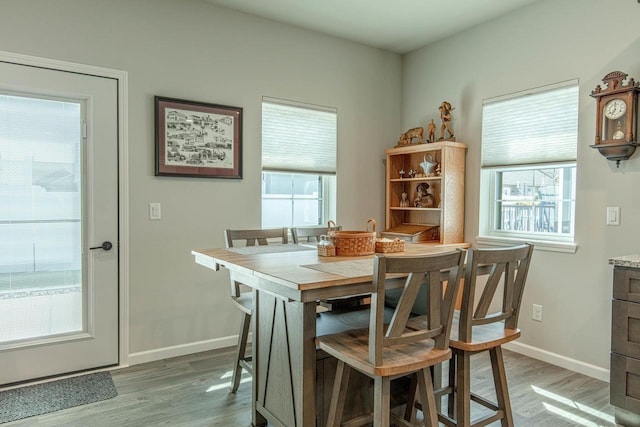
262;97;337;174
482;81;579;167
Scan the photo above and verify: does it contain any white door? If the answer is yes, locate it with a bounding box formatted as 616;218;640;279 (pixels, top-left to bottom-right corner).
0;60;119;385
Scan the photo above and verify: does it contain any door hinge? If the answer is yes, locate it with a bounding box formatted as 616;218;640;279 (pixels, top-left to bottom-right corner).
82;122;87;139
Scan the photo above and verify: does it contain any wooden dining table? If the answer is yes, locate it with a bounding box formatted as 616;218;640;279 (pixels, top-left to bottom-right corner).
192;242;468;427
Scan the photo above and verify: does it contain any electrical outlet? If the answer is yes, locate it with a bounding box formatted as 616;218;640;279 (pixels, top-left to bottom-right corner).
532;304;543;322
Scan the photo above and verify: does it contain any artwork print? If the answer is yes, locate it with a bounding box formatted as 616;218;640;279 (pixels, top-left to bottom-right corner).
155;96;242;178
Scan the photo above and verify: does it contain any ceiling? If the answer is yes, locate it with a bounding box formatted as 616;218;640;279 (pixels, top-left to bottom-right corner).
207;0;540;54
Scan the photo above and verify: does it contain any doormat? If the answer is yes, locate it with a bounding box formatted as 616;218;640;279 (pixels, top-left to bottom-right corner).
0;371;117;424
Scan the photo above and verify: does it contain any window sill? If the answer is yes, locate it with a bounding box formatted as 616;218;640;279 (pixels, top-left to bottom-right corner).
475;235;577;254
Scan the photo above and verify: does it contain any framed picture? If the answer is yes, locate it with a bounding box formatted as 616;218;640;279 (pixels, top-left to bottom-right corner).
155;96;242;179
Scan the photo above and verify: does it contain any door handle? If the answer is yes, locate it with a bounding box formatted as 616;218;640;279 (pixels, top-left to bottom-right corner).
90;241;113;251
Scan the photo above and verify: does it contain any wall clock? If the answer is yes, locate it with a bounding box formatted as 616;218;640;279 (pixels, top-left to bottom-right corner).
590;71;640;167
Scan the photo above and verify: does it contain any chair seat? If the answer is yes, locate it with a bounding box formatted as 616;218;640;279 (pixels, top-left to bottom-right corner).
231;293;253;314
317;328;452;378
448;310;521;352
316;306;394;337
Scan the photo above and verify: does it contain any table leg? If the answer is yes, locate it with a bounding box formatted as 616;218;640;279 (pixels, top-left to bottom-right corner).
252;288;268;427
254;284;317;426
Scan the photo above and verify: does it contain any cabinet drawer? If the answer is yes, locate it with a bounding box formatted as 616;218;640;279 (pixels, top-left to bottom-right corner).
612;300;640;357
611;353;640;414
614;267;640;303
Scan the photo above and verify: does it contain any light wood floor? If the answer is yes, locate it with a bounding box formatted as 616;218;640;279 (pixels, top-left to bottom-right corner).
4;347;615;426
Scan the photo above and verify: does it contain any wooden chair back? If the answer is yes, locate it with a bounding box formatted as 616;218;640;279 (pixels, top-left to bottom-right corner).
291;225;341;243
224;227;288;248
224;228;289;298
457;243;534;342
369;250;465;365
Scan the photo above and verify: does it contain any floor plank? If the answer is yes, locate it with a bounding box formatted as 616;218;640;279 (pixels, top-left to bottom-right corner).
3;347;615;426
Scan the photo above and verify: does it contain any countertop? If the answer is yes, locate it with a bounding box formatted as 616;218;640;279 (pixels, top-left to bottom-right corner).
609;254;640;268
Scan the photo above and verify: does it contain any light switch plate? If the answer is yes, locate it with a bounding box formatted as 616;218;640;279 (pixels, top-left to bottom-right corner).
606;206;620;226
149;203;161;220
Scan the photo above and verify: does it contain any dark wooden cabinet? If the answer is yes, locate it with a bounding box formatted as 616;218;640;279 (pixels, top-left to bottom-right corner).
611;265;640;425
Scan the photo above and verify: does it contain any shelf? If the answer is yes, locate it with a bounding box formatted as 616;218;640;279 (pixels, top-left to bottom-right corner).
390;177;441;182
590;141;639;167
384;140;467;155
381;223;439;243
390;207;441;211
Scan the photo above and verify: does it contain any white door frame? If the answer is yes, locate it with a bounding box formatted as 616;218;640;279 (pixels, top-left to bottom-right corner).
0;50;131;369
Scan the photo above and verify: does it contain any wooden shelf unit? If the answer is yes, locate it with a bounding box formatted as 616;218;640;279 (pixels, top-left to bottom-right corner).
384;141;466;244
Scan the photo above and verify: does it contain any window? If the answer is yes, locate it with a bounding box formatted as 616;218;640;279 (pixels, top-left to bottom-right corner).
478;81;578;252
0;93;83;275
261;98;337;227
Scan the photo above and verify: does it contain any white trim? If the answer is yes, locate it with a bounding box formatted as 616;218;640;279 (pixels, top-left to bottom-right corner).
127;335;240;366
262;95;337;114
483;78;579;105
503;341;609;382
0;50;130;369
117;68;130;368
475;235;578;253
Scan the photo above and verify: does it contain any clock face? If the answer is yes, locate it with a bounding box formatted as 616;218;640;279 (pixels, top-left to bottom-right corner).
604;98;627;120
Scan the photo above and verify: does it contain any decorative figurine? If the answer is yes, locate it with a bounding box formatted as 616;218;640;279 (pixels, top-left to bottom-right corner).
415;183;435;208
438;101;455;141
397;127;424;146
427;119;436;143
399;169;405;179
408;168;416;178
400;192;409;207
413;189;422;207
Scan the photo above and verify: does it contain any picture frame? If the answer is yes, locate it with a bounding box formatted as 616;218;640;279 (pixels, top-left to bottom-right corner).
155;96;242;179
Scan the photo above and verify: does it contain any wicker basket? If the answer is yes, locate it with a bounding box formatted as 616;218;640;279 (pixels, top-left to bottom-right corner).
375;238;405;253
327;219;376;256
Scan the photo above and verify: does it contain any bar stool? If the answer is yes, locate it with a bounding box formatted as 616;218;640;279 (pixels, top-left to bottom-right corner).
437;243;534;427
223;227;289;393
317;250;465;427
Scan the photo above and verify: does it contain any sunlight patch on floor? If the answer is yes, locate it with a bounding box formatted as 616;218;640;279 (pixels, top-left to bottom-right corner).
532;385;615;426
543;403;608;427
206;370;251;392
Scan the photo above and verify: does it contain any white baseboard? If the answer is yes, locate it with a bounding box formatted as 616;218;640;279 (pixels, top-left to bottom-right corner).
504;341;610;383
127;335;239;366
125;336;610;384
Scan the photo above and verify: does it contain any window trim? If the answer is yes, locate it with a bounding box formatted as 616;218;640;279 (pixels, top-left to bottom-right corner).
475;235;577;253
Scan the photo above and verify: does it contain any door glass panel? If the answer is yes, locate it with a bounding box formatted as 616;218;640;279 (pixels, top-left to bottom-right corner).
0;93;83;345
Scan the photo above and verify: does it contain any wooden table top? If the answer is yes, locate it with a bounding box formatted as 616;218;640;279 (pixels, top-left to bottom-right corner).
192;242;469;295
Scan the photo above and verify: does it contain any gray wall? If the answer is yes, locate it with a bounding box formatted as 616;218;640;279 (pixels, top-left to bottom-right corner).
402;0;640;374
0;0;401;356
2;0;637;376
